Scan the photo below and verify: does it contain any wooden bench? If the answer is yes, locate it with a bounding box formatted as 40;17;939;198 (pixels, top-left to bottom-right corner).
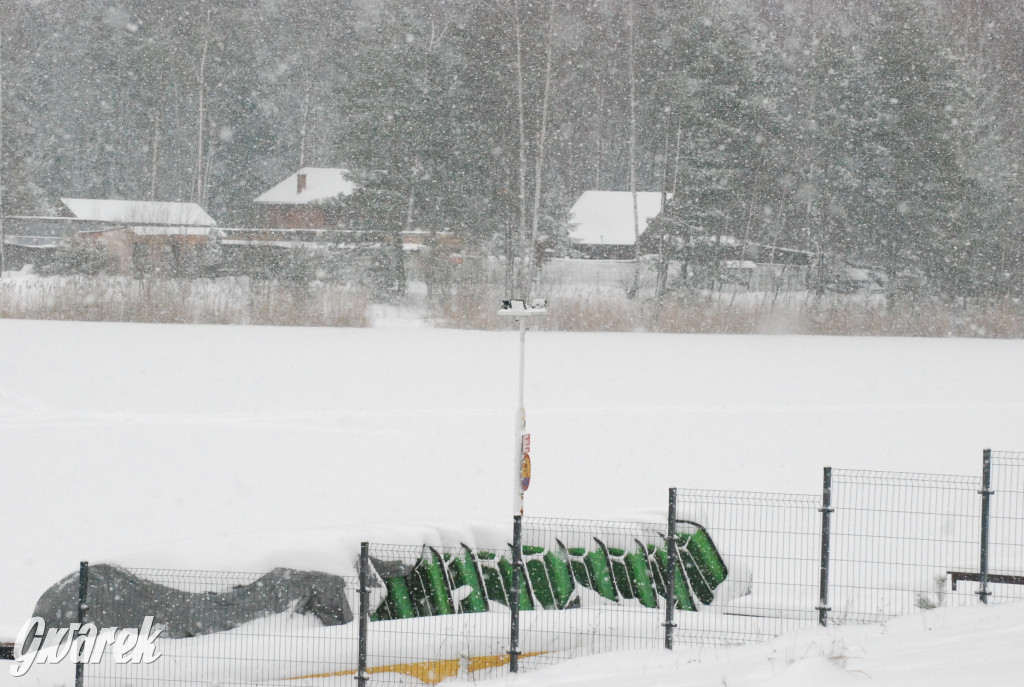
948;571;1024;591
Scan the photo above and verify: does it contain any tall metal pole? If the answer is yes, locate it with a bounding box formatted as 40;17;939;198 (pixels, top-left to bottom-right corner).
356;543;369;687
0;28;6;277
979;449;993;604
664;488;677;649
75;561;89;687
510;316;526;673
514;316;526;514
817;467;833;627
509;514;522;672
498;299;546;673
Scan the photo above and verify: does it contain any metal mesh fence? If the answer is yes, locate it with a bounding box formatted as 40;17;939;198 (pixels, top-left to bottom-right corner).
85;568;360;687
671;489;821;645
363;543;509;684
829;469;982;624
988;451;1024;603
516;517;666;669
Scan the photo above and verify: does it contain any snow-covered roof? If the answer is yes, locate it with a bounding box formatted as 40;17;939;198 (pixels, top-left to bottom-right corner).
221;239;324;250
568;191;670;246
129;226;217;237
254;167;356;205
61;199;216;226
722;260;757;269
694;234;741;247
3;235;60;248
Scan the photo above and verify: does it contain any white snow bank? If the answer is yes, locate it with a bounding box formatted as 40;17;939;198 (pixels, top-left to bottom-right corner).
469;600;1024;687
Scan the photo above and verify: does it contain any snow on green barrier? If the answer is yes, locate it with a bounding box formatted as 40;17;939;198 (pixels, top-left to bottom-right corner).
369;529;728;621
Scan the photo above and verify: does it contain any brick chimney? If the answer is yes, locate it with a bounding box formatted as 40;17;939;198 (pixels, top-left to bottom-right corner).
297;172;307;194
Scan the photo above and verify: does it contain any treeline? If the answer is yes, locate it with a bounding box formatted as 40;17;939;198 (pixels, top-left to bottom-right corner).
3;0;1024;300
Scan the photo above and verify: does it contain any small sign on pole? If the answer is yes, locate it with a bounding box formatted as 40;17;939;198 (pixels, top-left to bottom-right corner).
520;453;531;492
521;433;531;454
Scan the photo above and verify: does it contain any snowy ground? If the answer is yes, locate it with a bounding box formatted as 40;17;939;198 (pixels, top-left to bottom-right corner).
3;318;1024;683
468;601;1024;687
8;593;1024;686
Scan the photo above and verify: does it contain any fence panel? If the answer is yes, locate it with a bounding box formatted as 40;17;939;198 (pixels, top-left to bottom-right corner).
988;451;1024;603
515;517;667;669
363;543;509;684
829;470;981;624
85;567;359;687
672;489;821;645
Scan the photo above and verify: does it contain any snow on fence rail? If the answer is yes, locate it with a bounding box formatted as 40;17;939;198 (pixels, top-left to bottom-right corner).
35;452;1024;686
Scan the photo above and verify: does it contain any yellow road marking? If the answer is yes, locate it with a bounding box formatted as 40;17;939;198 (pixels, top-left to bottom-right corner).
285;652;547;684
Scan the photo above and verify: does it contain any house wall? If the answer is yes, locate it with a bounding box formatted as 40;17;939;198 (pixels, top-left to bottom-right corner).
3;245;56;271
572;244;637;260
83;230;133;271
259;205;340;229
749;264;808;292
121;235;208;277
541;258;807;293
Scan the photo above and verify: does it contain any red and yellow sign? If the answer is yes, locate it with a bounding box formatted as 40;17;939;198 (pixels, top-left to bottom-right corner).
520;453;531;491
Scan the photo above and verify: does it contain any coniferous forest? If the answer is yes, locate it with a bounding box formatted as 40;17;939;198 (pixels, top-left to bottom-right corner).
2;0;1024;305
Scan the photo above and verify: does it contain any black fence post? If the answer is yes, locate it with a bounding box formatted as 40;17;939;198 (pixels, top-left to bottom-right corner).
817;468;833;627
509;515;523;672
664;488;678;650
979;449;993;604
357;543;369;687
75;561;89;687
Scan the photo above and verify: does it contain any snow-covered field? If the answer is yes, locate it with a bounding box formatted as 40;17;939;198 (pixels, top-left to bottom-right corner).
3;318;1024;684
474;600;1024;686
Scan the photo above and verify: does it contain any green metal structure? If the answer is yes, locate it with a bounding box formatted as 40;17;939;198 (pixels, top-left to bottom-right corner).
370;526;728;621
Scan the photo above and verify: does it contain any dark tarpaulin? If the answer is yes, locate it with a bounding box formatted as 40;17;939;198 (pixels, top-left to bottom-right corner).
32;564;353;639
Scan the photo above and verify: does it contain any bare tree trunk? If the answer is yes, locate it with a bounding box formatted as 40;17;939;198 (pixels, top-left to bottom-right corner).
202;141;215;209
427;10;450;51
660;126;669;207
527;0;558;294
656;126;670;300
393;186;413;297
149;112;161;200
671;127;681;196
192;11;211;205
595;80;604;190
628;1;638;247
298;70;313;169
566;117;574;201
405;187;416;234
505;216;514;296
0;29;5;276
171;81;185;201
296;4;332;173
513;0;528;298
628;0;640;298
